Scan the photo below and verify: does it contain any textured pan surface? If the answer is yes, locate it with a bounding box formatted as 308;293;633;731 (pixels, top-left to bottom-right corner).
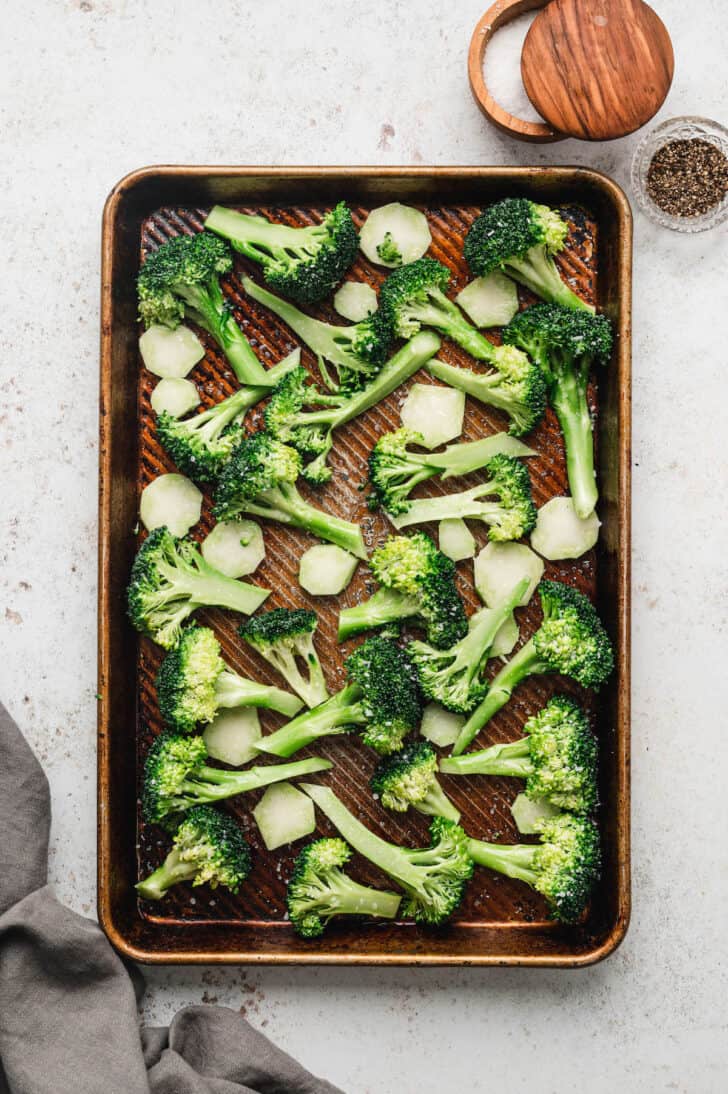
98;167;631;965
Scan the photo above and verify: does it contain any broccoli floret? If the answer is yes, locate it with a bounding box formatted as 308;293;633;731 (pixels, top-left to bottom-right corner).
408;577;529;713
504;303;614;517
337;532;467;649
441;695;598;814
371;741;460;822
452;580;614;755
376;232;402;265
426;349;547;437
303;784;473;926
463;198;593;314
243;275;392;393
286;838;402;937
264;330;442;483
390;453;537;541
239;608;328;709
135;805;251;901
142;731;331;825
156;624;303;733
255;636;421;758
137;231;272;386
468;813;601;923
126;526;270;650
213;432;366;558
204;202;358;305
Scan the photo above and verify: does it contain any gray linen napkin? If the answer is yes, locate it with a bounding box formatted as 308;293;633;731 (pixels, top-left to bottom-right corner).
0;702;343;1094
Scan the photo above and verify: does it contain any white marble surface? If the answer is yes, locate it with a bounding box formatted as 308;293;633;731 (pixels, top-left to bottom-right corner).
1;2;727;1091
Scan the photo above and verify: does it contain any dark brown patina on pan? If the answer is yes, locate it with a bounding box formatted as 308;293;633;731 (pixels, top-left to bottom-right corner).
98;167;631;965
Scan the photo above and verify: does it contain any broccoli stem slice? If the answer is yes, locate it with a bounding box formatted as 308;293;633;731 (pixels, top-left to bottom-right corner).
390;482;509;530
440;737;532;777
427;359;524;419
467;838;539;884
135;848;196;900
451;639;547;756
255;684;363;757
158;555;270;616
214;669;303;718
504;249;594;314
337;588;420;642
551;379;598;519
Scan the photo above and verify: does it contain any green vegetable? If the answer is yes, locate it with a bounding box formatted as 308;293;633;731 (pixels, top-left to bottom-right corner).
202;708;261;767
455;272;519;328
214;432;366;559
359;203;432;268
504;303;613;517
201;520;265;578
371;741;460;822
438;518;475;562
419;703;465;748
139;474;202;538
399;382;465;449
474;540;543;608
464;198;594;313
510;793;560;835
452;580;614;755
126;527;270;649
287;838;402;938
298;544;359;596
531;496;600;559
333;281;378;322
253;782;316;850
150;378;199;419
139;323;205;378
136;805;251;901
302;784;473;926
205;201;358;304
255;636;421;758
337;532;467;649
137;231;272;386
468;813;600;923
239;608;328;710
426;353;547;438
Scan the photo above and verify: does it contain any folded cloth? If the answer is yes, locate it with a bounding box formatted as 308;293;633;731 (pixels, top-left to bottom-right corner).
0;702;343;1094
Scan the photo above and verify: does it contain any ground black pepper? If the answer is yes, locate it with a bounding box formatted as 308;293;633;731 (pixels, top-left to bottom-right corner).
646;138;728;217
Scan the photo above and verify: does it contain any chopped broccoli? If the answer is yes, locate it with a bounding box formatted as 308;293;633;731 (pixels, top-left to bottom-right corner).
156;624;303;733
142;731;331;825
255;636;421;758
337;532;467;649
126;526;270;650
137;231;272;386
264;331;441;483
243;275;392;393
136;805;251;901
204;201;358;304
463;198;594;314
377;232;402;265
452;580;614;755
213;432;366;559
303;784;473;926
504;303;613;517
286;838;402;937
390;453;537;541
408;577;528;713
371;741;460;822
426;351;547;437
468;813;601;923
441;695;598;813
239;608;328;709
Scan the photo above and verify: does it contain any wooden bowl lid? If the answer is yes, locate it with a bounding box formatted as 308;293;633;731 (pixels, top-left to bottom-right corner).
521;0;674;140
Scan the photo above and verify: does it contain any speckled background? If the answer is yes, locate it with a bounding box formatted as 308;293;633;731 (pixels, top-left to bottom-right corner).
1;2;726;1092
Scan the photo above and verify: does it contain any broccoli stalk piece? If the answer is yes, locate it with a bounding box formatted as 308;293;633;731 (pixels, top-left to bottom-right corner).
126;526;270;650
239;608;328;709
156;352;300;483
504;303;613;518
441;695;598;813
204;202;359;305
286;838;402;938
156;625;303;734
214;432;367;559
142;732;331;825
463;198;594;313
390;453;537;541
408;577;529;713
371;741;460;823
265;332;442;483
337;532;467;649
136;805;251;901
426;353;547;438
255;636;421;758
468;813;601;923
137;231;272;386
243;275;392;392
368;428;534;515
451;580;614;756
302;784;473;926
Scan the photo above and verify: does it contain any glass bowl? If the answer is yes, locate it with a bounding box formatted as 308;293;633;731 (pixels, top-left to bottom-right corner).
630;116;728;233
